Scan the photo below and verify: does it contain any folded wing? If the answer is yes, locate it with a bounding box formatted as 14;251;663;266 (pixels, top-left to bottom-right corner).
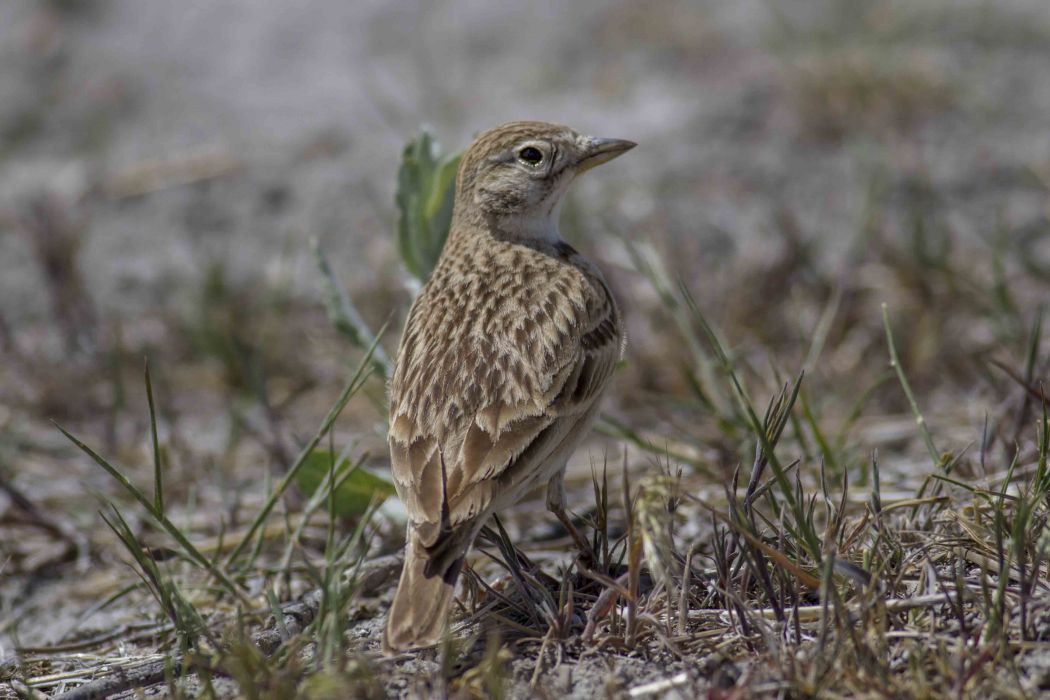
388;268;621;554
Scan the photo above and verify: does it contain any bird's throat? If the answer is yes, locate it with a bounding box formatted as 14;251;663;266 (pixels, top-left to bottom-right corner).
497;194;567;245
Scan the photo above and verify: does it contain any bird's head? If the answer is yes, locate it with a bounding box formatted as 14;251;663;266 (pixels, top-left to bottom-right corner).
453;121;635;240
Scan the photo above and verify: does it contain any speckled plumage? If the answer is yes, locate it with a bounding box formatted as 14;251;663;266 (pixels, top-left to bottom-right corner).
383;121;634;652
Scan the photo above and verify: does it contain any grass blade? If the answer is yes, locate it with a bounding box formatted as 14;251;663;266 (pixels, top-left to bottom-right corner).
225;325;385;564
881;304;940;467
144;357;164;517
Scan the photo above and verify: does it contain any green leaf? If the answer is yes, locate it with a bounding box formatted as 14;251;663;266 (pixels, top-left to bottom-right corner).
395;130;462;282
295;449;396;517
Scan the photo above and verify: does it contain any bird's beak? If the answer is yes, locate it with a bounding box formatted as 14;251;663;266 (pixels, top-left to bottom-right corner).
576;136;637;173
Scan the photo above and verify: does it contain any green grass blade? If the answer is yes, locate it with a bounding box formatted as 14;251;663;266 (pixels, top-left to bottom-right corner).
54;421;248;603
144;357;164;517
881;304;940;466
312;238;392;380
225;325;385;565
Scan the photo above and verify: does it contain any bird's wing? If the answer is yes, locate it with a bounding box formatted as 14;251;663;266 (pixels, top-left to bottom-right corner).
388;270;621;547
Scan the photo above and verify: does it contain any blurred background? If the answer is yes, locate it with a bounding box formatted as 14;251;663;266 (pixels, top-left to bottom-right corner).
3;0;1050;654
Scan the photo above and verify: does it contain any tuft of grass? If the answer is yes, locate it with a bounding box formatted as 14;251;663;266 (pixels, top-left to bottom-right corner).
787;47;956;141
40;331;390;695
766;1;960;142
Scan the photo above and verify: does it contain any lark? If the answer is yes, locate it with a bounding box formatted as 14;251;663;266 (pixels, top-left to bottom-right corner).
383;121;634;652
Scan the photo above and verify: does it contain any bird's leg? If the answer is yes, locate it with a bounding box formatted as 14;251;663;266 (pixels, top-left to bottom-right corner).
546;472;598;569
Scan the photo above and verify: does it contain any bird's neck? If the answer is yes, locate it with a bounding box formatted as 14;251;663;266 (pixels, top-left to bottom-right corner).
441;204;598;282
499;202;565;244
450;197;566;247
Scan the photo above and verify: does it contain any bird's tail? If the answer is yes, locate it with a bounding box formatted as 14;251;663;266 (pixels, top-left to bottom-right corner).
382;525;465;653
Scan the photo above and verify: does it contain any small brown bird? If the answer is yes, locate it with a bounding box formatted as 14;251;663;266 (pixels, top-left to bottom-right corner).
383;121;634;652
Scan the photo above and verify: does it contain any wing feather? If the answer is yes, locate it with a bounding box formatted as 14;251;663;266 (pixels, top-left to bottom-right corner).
388;248;622;539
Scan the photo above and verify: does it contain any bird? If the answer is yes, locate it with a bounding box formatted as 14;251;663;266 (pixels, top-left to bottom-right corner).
383;121;634;653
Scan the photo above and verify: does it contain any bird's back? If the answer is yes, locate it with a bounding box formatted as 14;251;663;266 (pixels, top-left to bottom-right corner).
388;229;621;531
391;232;618;444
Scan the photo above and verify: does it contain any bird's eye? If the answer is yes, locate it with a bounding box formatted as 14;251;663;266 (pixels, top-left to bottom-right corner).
517;146;544;166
